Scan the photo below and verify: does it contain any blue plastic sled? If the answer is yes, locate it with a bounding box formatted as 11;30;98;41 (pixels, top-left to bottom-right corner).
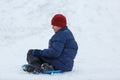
42;70;63;74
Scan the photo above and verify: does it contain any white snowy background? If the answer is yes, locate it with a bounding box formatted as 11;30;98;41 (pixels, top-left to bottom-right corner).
0;0;120;80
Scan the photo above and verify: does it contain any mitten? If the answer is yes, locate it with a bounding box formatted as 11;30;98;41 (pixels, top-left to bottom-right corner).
32;49;42;56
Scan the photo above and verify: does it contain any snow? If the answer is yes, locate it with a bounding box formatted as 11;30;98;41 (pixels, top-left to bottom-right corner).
0;0;120;80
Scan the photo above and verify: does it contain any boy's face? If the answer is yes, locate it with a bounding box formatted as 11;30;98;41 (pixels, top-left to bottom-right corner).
52;25;62;32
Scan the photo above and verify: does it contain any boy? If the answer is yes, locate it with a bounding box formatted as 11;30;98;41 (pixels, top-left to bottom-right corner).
23;14;78;73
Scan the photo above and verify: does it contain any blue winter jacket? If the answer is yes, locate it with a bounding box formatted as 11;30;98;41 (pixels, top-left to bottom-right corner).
38;26;78;71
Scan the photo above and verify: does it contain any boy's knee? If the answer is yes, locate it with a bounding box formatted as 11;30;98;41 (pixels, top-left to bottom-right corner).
27;49;33;56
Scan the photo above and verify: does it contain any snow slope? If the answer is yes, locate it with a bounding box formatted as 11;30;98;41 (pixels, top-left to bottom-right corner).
0;0;120;80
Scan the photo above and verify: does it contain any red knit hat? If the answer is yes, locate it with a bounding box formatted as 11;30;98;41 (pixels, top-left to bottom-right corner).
51;14;67;27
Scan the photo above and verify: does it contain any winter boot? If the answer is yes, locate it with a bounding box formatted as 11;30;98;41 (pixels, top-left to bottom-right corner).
22;64;36;72
40;63;54;73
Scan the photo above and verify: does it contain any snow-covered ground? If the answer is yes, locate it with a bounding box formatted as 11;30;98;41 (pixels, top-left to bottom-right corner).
0;0;120;80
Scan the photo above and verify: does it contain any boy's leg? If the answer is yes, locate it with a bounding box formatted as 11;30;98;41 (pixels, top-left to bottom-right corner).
24;50;43;73
25;50;55;73
27;50;43;66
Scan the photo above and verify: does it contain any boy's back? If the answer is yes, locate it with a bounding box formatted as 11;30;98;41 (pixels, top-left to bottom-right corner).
40;26;78;71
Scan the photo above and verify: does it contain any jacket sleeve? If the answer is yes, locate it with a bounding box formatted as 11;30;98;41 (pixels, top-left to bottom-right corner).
39;32;66;58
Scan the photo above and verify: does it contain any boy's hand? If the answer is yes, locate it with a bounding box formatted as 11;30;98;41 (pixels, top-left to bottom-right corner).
28;49;42;56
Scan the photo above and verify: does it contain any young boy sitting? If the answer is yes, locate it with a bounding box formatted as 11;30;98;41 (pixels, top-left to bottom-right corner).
23;14;78;74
